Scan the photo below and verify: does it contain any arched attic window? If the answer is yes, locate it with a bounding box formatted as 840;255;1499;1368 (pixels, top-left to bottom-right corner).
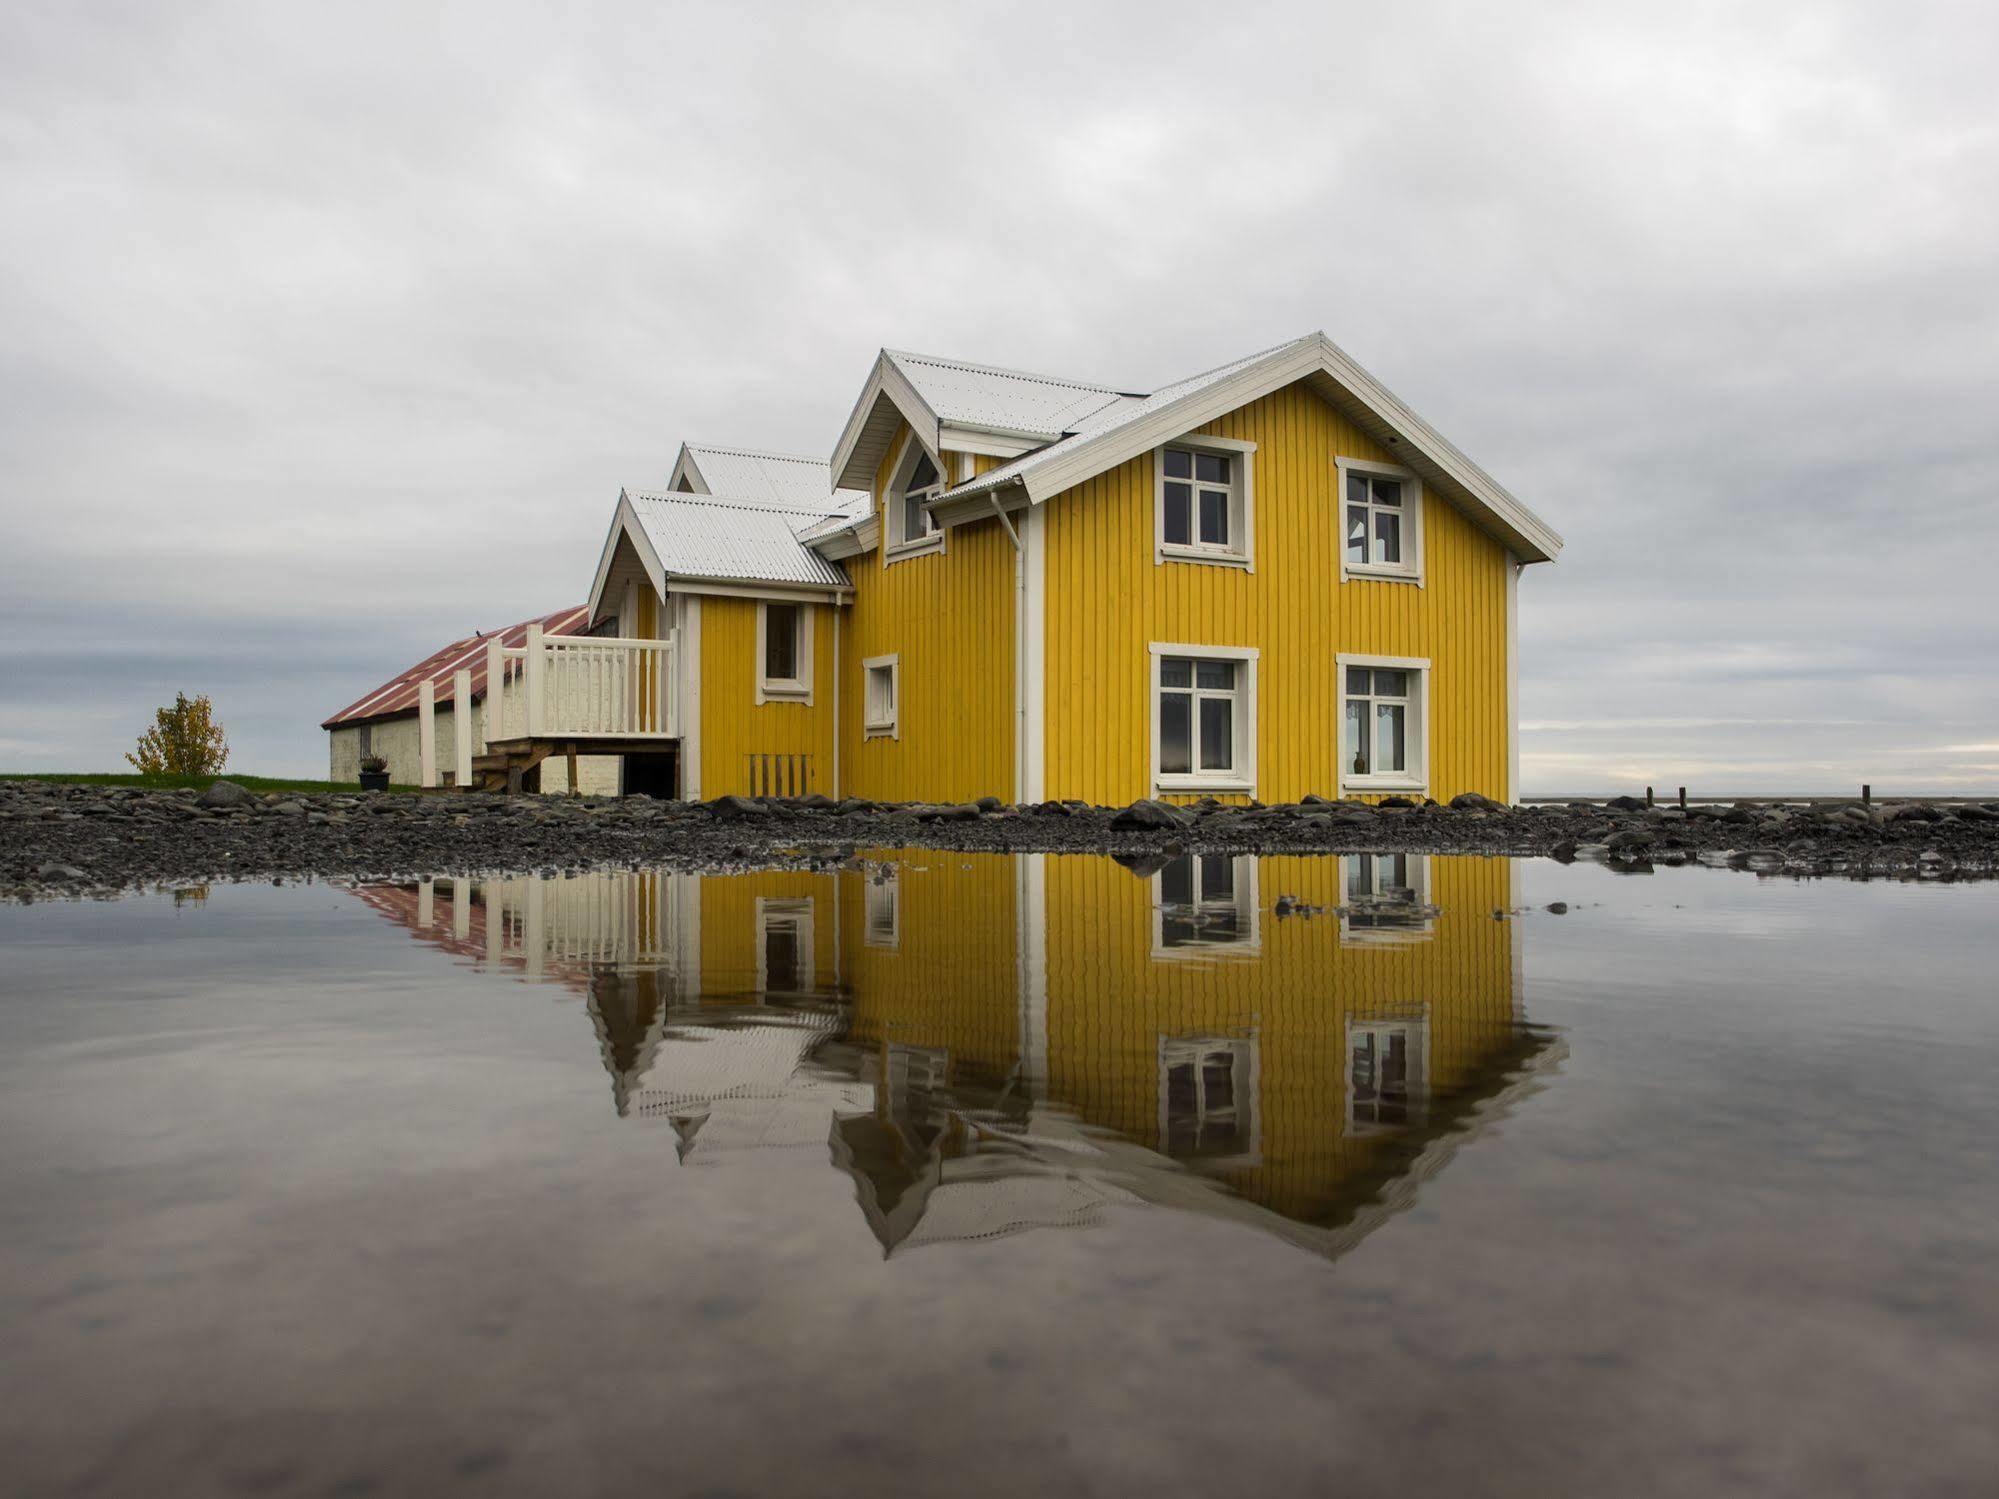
888;442;945;552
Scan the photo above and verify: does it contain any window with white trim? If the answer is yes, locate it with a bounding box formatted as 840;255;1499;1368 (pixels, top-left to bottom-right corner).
1156;438;1253;566
1160;1035;1258;1162
1347;1017;1427;1135
1339;458;1422;581
1153;645;1257;793
1154;854;1259;954
863;863;900;948
863;654;899;738
887;442;944;554
1340;660;1426;790
756;603;810;703
1340;854;1435;942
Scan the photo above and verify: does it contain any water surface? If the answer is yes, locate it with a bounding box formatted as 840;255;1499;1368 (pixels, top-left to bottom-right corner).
2;854;1995;1497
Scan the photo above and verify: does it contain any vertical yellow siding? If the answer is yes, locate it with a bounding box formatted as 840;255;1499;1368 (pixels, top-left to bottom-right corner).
837;421;1016;802
695;868;840;998
801;851;1524;1231
1042;381;1512;805
698;596;838;797
837;852;1020;1090
1040;853;1519;1223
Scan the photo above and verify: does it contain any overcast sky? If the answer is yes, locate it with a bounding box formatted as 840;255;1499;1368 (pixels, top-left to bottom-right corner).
3;1;1994;792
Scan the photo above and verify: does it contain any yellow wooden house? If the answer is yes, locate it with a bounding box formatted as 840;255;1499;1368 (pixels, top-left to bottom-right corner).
357;851;1559;1260
539;334;1561;803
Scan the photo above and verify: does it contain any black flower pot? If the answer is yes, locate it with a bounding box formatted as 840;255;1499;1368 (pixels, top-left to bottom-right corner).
359;770;390;792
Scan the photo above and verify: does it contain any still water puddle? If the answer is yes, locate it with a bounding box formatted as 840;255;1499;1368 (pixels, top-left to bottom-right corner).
3;854;1995;1497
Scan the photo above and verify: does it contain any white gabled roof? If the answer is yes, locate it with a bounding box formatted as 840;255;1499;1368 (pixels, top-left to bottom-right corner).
830;348;1142;491
624;489;853;588
867;332;1565;564
671;442;870;512
587;488;854;618
884;350;1136;437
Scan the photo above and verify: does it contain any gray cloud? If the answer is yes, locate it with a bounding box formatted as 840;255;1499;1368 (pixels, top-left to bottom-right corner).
3;0;1994;790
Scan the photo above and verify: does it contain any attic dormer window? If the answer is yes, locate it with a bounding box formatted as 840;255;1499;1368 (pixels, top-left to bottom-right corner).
886;441;945;560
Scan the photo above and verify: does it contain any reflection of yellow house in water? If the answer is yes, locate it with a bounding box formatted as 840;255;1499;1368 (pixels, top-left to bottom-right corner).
355;853;1558;1261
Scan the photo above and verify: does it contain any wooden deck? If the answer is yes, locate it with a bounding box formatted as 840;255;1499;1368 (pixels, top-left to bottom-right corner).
475;736;679;794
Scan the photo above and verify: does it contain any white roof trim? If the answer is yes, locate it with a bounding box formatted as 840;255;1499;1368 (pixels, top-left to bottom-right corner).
950;333;1564;564
586;492;667;623
830;352;941;493
666;443;708;494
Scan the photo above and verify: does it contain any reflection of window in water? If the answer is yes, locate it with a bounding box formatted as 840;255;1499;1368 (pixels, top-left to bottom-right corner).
864;865;900;949
1159;1036;1258;1162
755;898;814;995
1347;1018;1428;1135
1341;854;1434;942
1154;854;1259;955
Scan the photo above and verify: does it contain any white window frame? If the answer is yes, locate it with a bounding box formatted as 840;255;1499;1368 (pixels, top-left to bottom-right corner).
1345;1013;1429;1137
863;861;900;949
1336;456;1424;585
1157;1033;1261;1167
862;652;900;740
1339;853;1436;945
1154;433;1256;570
1336;652;1428;796
755;601;812;705
883;432;947;564
753;896;815;996
1149;642;1259;797
1151;853;1261;959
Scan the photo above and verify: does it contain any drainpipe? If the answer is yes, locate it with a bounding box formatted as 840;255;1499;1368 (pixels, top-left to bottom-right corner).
988;491;1025;805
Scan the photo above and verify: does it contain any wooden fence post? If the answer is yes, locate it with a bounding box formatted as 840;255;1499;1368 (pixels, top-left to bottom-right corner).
454;668;473;789
1862;783;1872;806
1678;786;1687;810
1645;785;1654;808
418;678;437;788
524;623;546;738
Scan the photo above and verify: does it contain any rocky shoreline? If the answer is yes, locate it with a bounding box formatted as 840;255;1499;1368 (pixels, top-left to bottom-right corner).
6;779;1998;898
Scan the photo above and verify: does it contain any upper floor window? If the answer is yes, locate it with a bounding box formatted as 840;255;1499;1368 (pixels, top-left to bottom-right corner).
1338;655;1427;793
1152;643;1258;794
1155;436;1255;568
1159;1034;1259;1164
1337;457;1423;582
887;441;945;559
756;602;811;704
1347;1016;1427;1135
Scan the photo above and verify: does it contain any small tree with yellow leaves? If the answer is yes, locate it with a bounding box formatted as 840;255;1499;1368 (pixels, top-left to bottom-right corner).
127;693;230;777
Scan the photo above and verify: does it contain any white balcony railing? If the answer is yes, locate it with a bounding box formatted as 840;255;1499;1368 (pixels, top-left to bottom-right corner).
415;623;678;787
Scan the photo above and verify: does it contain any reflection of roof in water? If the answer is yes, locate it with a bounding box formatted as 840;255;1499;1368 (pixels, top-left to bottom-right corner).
616;1010;1568;1264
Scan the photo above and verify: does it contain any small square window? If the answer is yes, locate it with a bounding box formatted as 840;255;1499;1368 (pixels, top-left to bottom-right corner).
863;655;899;738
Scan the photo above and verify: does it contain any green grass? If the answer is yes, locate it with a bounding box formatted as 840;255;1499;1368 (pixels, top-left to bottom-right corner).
1;772;421;795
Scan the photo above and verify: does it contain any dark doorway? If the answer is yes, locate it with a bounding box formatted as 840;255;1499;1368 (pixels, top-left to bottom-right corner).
623;751;679;799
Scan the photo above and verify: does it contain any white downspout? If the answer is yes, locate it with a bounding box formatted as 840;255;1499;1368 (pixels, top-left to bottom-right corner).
989;492;1025;805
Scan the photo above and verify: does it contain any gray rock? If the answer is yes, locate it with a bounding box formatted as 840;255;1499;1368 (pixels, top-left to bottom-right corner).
1449;791;1504;812
1110;799;1188;831
708;795;769;821
197;781;255;809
